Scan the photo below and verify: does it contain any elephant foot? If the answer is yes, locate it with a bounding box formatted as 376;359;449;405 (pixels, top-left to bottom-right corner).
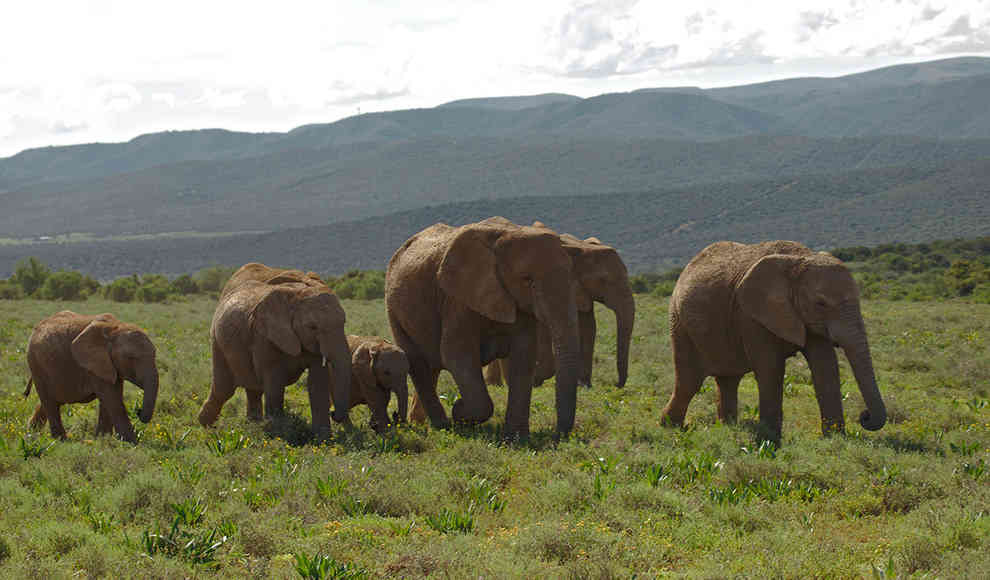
197;405;220;427
451;398;494;425
820;418;845;437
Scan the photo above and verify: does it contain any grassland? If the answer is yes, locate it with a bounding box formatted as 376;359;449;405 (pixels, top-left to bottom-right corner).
0;295;987;578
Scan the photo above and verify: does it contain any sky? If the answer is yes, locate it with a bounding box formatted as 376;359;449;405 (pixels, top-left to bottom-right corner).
2;0;989;157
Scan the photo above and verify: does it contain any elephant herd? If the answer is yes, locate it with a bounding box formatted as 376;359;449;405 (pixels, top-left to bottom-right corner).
21;217;887;446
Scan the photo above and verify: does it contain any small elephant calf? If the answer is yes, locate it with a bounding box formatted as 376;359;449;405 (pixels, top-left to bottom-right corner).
344;335;410;432
25;311;159;443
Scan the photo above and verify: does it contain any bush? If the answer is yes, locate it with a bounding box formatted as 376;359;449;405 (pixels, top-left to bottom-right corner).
327;270;385;300
136;275;173;303
38;270;85;300
195;266;237;294
170;274;199;295
0;280;24;299
10;257;50;296
105;277;138;302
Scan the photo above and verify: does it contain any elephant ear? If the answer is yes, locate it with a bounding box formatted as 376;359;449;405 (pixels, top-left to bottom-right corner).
351;343;377;392
737;254;807;347
438;225;516;323
71;320;117;383
250;286;302;356
572;280;594;313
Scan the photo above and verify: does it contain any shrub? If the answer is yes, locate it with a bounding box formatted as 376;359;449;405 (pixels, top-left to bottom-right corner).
195;266;237;293
10;256;50;296
170;274;199;295
0;280;24;299
327;270;385;300
136;275;172;303
38;270;85;300
105;276;138;302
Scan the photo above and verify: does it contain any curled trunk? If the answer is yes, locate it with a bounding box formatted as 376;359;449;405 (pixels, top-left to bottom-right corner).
138;370;158;423
393;378;409;424
830;304;887;431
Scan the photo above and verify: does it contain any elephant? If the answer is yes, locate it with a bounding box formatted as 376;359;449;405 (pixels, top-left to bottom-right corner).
484;225;635;390
198;265;352;439
220;262;325;300
344;335;410;432
660;240;887;444
386;216;584;439
25;311;159;443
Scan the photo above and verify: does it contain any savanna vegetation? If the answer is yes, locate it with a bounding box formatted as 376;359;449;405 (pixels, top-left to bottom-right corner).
0;285;987;577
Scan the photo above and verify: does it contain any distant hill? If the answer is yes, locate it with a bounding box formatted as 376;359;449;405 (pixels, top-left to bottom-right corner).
2;56;990;276
3;157;987;278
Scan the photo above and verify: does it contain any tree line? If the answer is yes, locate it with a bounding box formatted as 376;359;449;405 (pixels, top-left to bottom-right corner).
2;235;987;304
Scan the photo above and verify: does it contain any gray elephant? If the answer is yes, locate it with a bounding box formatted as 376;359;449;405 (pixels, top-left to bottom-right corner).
25;311;159;443
387;217;584;439
661;240;887;444
198;264;352;439
485;226;635;390
345;335;409;432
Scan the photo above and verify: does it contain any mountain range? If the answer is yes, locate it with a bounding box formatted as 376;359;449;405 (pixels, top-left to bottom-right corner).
2;56;990;278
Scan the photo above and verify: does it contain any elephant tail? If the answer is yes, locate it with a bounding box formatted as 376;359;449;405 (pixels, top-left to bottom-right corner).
24;378;33;397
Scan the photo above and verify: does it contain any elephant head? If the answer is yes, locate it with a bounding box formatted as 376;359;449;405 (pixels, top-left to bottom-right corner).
738;252;887;432
70;316;159;423
560;234;635;388
250;283;352;423
438;218;583;434
351;338;410;432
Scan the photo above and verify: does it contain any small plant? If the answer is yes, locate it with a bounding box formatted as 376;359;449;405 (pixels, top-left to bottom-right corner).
741;440;778;459
161;427;191;450
672;452;724;484
339;497;369;517
171;497;207;526
870;556;897;579
82;505;115;534
315;474;349;503
243;487;284;511
387;518;415;537
949;441;980;456
467;477;507;513
592;473;616;500
207;430;250;457
273;450;301;478
374;431;401;455
293;552;369;579
142;518;229;567
164;460;206;485
644;463;669;487
709;484;749;505
425;508;474;534
19;435;55;460
959;459;987;480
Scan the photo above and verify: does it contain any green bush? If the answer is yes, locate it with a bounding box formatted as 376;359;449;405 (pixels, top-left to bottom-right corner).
136;275;173;303
195;266;237;293
105;276;138;302
327;270;385;300
10;257;50;296
0;280;24;299
170;274;199;295
38;270;86;300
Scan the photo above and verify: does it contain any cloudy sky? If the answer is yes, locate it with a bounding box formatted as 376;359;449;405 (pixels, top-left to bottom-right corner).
2;0;988;157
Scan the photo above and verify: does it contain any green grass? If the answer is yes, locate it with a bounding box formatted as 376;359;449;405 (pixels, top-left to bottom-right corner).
0;295;987;577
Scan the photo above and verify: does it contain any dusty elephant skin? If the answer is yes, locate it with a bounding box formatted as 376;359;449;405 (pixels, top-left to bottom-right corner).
25;311;159;443
485;225;635;391
386;216;584;439
661;240;887;444
198;263;352;439
345;335;410;433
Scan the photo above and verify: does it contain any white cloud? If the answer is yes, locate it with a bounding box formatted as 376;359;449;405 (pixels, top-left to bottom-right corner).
1;0;989;156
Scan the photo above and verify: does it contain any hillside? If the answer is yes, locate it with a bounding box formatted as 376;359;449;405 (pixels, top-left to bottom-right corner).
4;135;990;238
3;157;988;279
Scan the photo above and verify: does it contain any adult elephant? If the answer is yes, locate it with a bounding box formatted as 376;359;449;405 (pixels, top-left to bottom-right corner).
198;269;352;438
484;227;634;390
386;217;583;439
25;311;159;443
220;262;325;300
661;240;887;444
345;335;409;433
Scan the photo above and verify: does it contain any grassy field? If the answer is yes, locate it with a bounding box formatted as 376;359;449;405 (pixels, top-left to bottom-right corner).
0;295;987;578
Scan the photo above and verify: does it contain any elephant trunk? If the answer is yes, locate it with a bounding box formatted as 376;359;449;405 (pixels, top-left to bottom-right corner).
392;377;409;425
138;368;159;423
605;287;635;388
323;331;353;424
830;303;887;431
538;272;581;436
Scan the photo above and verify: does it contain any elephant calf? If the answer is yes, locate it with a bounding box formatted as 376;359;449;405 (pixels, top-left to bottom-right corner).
25;311;159;443
344;335;410;432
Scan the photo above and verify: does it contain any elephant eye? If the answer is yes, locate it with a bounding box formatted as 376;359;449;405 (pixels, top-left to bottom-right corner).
815;298;829;309
383;370;391;376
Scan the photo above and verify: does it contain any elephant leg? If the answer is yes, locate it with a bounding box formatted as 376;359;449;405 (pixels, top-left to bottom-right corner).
483;360;504;386
199;343;237;426
715;375;743;424
409;361;444;426
442;320;493;425
503;326;537;439
752;356;786;445
306;365;333;438
660;332;705;427
99;388;136;443
96;401;113;435
803;334;845;436
29;403;48;429
245;389;264;421
578;310;596;388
